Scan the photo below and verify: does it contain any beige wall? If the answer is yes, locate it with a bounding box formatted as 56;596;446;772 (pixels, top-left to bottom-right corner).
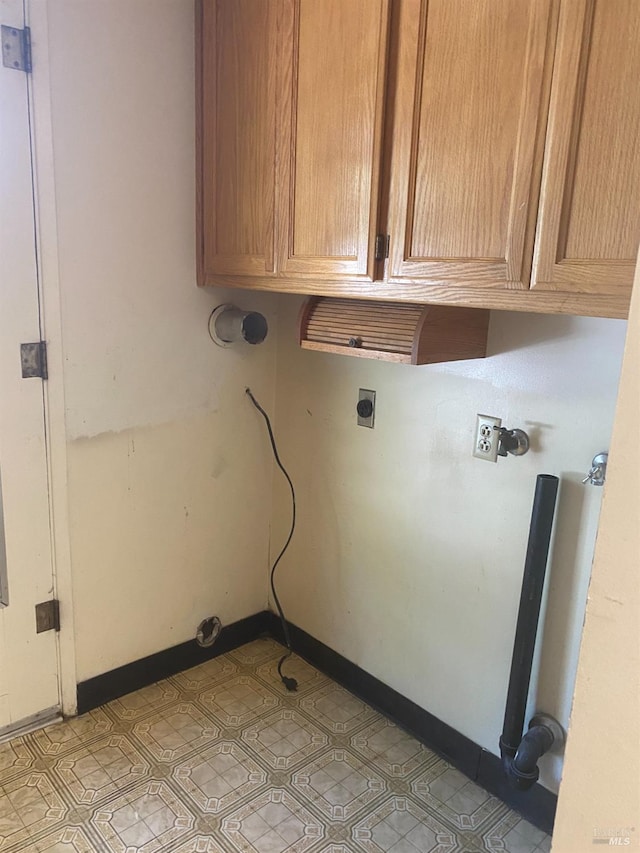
38;0;637;822
551;267;640;849
44;0;280;681
272;298;626;792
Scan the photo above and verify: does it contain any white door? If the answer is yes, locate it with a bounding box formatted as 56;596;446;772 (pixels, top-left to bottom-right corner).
0;0;60;728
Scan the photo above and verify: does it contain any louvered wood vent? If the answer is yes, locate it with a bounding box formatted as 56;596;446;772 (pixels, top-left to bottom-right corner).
299;298;489;365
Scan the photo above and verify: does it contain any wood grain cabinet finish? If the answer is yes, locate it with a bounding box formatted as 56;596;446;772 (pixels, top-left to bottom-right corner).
277;0;390;281
531;0;640;296
197;0;389;285
299;298;489;365
197;0;280;279
385;0;554;291
197;0;638;319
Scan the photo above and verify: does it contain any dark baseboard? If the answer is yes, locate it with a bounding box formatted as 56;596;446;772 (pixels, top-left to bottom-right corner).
267;613;556;835
76;610;271;715
476;748;558;834
76;608;556;834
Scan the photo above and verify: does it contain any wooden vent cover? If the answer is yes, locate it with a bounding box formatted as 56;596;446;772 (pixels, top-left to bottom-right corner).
299;298;489;365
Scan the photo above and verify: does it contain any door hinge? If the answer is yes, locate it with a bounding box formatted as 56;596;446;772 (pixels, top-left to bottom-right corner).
35;599;60;633
1;25;32;72
374;234;390;261
21;341;48;379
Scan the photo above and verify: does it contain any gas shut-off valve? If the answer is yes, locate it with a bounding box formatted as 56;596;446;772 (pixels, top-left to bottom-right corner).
473;415;530;463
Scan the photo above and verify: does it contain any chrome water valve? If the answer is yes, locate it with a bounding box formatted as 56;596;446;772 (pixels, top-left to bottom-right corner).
497;427;530;457
583;452;608;486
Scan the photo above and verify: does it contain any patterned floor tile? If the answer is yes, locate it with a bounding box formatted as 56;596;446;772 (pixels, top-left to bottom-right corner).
0;772;67;849
412;764;509;832
53;734;149;805
300;684;377;735
30;709;113;757
351;717;439;779
536;836;552;853
92;780;194;852
479;807;528;852
0;787;28;847
0;642;552;853
242;708;329;769
502;818;549;853
133;703;220;762
0;738;35;786
35;825;95;853
228;638;284;667
171;656;239;694
174;740;267;813
169;838;229;853
353;795;458;852
292;748;386;821
221;787;324;852
105;681;180;723
256;653;330;696
199;675;280;727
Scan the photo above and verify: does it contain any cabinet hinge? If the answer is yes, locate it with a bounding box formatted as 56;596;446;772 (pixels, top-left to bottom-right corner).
21;341;48;379
35;599;60;634
374;234;390;261
1;25;32;72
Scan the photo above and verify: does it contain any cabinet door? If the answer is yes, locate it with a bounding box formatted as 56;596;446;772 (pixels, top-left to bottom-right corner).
385;0;554;289
531;0;640;295
277;0;389;281
197;0;279;282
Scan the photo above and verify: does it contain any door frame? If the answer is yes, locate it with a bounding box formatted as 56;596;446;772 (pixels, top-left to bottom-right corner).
24;0;77;716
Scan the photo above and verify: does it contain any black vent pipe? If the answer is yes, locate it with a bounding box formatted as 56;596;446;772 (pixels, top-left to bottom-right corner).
500;474;559;788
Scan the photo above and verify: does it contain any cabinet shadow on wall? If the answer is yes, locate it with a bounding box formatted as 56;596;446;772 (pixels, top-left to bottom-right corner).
535;475;590;712
486;312;580;356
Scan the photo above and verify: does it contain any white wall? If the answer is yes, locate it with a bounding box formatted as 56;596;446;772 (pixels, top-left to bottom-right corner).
44;0;280;682
38;2;632;806
552;263;640;851
272;298;626;792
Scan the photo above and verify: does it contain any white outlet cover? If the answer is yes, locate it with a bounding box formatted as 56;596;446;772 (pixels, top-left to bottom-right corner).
473;414;502;462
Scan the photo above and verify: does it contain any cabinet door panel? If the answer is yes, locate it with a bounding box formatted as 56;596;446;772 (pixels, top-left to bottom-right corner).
532;0;640;294
198;0;278;280
278;0;389;279
386;0;554;288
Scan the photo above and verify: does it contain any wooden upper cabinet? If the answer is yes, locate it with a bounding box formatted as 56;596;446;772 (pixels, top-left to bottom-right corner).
197;0;279;281
278;0;390;281
197;0;635;318
531;0;640;294
385;0;555;289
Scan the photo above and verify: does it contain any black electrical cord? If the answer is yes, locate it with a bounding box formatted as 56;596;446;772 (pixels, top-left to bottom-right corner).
245;388;298;692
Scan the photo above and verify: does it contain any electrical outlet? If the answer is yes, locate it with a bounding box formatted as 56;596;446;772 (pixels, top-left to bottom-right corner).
357;389;375;427
473;414;502;462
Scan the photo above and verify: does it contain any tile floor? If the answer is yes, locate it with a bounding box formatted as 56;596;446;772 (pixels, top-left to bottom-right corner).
0;638;552;852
